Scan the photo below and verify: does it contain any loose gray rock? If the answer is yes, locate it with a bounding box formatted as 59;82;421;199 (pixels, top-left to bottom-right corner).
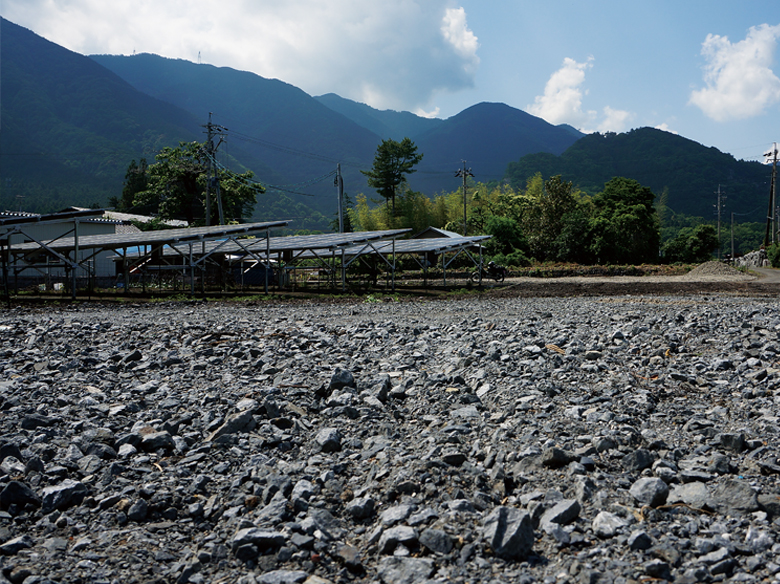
329;368;355;391
419;528;454;554
539;498;581;528
629;477;669;507
668;481;710;509
257;570;309;584
207;409;257;441
40;479;88;512
140;430;175;452
377;557;435;584
346;497;375;520
592;511;628;538
710;479;759;514
315;428;342;453
0;534;34;556
0;480;41;510
482;506;534;560
378;525;418;554
231;528;286;554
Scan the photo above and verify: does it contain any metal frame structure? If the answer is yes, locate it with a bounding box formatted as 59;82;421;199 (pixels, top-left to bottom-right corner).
111;230;491;292
322;235;491;287
4;220;288;299
2;209;108;301
112;229;412;292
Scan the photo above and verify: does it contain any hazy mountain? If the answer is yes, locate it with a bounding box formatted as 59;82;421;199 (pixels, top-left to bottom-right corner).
412;102;583;193
314;93;443;140
506;127;770;220
18;15;768;233
90;53;382;216
91;56;587;199
0;17;203;212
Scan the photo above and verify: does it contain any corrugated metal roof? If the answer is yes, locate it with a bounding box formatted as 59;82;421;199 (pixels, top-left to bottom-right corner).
1;209;106;227
9;221;289;253
111;229;412;259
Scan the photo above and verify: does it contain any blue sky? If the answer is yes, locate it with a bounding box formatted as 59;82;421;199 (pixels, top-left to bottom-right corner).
3;1;780;162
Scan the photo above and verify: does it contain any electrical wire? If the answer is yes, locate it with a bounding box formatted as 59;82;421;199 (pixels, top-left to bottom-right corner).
205;152;336;197
229;130;341;165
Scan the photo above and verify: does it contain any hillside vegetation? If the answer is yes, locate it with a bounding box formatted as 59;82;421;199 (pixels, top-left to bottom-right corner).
506;128;769;220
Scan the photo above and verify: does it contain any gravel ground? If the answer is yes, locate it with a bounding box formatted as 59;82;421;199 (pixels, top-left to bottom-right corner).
2;280;780;584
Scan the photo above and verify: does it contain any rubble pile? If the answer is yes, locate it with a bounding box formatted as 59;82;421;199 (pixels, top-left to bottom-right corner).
2;295;780;584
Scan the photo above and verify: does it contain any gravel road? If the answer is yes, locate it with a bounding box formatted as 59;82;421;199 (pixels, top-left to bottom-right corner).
2;265;780;584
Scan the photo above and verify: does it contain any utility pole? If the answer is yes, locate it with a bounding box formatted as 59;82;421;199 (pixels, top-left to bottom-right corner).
455;161;474;236
336;164;344;233
203;113;227;225
763;143;778;248
714;185;725;260
730;212;735;264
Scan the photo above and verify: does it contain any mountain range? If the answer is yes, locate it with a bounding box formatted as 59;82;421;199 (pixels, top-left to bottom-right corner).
0;17;582;228
0;16;772;230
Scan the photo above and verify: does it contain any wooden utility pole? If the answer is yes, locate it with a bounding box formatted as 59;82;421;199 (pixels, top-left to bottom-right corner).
336;164;344;233
730;212;735;263
455;161;474;236
714;185;725;260
763;143;778;248
203;113;227;225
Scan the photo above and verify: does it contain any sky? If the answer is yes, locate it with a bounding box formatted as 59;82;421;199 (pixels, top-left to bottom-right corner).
3;1;780;162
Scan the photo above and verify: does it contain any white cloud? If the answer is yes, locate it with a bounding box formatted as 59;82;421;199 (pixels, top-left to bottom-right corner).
598;106;633;133
654;123;678;135
441;7;480;70
1;0;480;112
527;57;633;133
690;23;780;121
527;57;594;127
415;106;441;119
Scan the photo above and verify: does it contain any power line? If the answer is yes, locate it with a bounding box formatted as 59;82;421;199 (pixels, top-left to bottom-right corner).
229;130;341;165
204;151;336;197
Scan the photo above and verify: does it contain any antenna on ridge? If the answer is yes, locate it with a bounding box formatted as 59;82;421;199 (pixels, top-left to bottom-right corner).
198;51;201;65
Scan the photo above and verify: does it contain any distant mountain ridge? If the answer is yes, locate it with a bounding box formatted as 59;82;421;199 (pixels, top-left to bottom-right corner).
506;128;770;220
90;53;381;209
0;18;202;211
3;15;769;231
91;53;583;197
314;93;443;141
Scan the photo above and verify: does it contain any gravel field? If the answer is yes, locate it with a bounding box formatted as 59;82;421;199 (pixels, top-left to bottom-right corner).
2;273;780;584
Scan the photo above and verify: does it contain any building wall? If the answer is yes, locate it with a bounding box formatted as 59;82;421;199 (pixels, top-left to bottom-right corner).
7;220;121;282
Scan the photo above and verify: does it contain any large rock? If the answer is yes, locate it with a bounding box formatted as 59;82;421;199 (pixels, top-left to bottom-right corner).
377;557;435;584
41;480;88;512
0;481;41;510
207;409;257;442
482;506;534;560
629;477;669;507
710;479;759;514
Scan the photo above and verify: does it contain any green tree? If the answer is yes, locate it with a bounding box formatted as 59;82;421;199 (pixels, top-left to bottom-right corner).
133;142;263;225
484;215;529;256
662;224;719;263
589;177;660;264
552;204;595;264
361;138;423;222
523;175;580;261
109;158;149;212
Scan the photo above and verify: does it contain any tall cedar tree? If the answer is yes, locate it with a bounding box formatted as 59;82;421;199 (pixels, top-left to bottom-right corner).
361;138;423;219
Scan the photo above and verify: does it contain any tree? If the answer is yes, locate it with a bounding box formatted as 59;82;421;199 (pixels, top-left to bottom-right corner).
662;224;719;263
523;174;580;261
589;177;660;264
109;159;148;212
361;138;423;221
132;142;263;225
